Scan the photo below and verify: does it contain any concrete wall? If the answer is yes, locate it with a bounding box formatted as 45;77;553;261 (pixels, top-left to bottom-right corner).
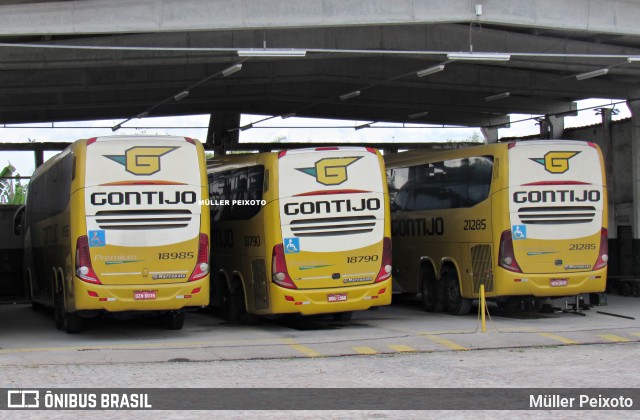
563;118;636;277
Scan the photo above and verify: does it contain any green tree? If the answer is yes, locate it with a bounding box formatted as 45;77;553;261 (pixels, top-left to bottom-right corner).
0;162;27;205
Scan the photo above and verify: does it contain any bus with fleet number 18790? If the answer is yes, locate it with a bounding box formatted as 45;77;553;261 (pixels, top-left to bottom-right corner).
206;146;392;322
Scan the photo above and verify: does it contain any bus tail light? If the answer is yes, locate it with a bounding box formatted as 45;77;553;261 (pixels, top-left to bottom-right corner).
498;230;522;273
375;237;392;283
594;228;609;270
272;244;297;289
75;236;101;284
189;233;210;281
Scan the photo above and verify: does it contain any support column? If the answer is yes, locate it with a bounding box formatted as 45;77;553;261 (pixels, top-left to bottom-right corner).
480;127;498;143
598;108;616;239
206;113;241;156
627;100;640;274
539;115;565;139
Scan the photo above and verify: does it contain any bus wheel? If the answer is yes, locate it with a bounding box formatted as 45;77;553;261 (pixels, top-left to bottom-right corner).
443;266;472;316
420;266;445;312
221;283;240;322
163;311;185;330
619;281;631;297
332;311;353;322
54;290;81;334
631;282;640;298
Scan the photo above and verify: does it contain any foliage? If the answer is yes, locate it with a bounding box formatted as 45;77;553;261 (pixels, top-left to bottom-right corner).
0;162;27;205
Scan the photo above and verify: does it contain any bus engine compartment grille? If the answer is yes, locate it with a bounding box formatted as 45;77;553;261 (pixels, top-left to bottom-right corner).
517;206;596;225
94;209;192;230
289;215;377;237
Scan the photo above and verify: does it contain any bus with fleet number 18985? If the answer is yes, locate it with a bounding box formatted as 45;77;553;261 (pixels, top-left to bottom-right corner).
15;136;210;333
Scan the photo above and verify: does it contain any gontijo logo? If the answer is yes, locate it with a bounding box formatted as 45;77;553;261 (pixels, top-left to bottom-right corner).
530;151;580;174
296;157;362;186
105;146;178;176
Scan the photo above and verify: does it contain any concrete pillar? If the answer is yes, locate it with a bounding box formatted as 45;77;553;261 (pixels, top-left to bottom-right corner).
539;115;565;139
34;146;44;168
627;100;640;243
480;127;498;143
207;112;241;156
598;108;616;240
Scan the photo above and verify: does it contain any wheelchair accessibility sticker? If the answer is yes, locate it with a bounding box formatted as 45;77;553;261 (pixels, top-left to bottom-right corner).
512;225;527;240
284;238;300;254
89;230;106;247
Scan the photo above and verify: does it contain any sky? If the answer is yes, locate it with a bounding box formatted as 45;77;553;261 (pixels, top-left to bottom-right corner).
0;98;631;178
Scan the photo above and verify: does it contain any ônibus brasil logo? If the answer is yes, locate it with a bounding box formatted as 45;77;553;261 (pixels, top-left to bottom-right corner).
530;151;580;174
105;146;179;176
296;157;362;186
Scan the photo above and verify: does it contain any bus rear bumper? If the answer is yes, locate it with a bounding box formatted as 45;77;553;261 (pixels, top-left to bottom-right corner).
267;279;392;316
488;268;607;298
70;277;210;312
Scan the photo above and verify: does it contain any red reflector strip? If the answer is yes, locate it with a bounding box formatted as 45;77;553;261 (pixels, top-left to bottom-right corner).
514;279;522;282
294;189;370;197
88;291;99;297
522;181;590;186
284;295;295;302
378;288;386;295
191;288;201;294
100;181;186;186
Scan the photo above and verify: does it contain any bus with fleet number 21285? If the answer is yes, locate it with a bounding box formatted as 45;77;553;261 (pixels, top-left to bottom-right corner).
385;140;608;315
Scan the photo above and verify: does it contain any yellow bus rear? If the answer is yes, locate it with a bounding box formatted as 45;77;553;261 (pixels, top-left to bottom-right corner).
23;136;210;332
207;147;392;321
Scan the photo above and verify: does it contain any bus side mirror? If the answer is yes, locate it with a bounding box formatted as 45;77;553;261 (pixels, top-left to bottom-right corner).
13;205;25;236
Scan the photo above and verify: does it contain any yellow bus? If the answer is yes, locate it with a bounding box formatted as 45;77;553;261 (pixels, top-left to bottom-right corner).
385;140;608;314
206;146;392;322
16;136;210;332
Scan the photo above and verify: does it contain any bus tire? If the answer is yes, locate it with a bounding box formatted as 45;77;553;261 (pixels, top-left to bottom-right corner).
443;266;472;316
54;290;81;334
332;311;353;322
164;311;185;330
619;281;631;297
631;282;640;298
420;265;445;312
221;282;240;322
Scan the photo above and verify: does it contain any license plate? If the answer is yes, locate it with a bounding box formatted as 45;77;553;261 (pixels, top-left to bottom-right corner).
550;279;568;287
134;290;157;300
327;293;347;302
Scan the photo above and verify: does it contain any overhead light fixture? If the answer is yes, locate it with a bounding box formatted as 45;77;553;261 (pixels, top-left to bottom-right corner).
281;113;297;119
484;92;511;102
237;49;306;57
354;123;372;131
576;68;609;80
240;123;254;131
416;64;445;78
408;111;429;119
136;111;149;119
447;52;511;61
174;91;189;101
222;63;243;77
628;57;640;63
340;91;361;101
111;123;122;132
